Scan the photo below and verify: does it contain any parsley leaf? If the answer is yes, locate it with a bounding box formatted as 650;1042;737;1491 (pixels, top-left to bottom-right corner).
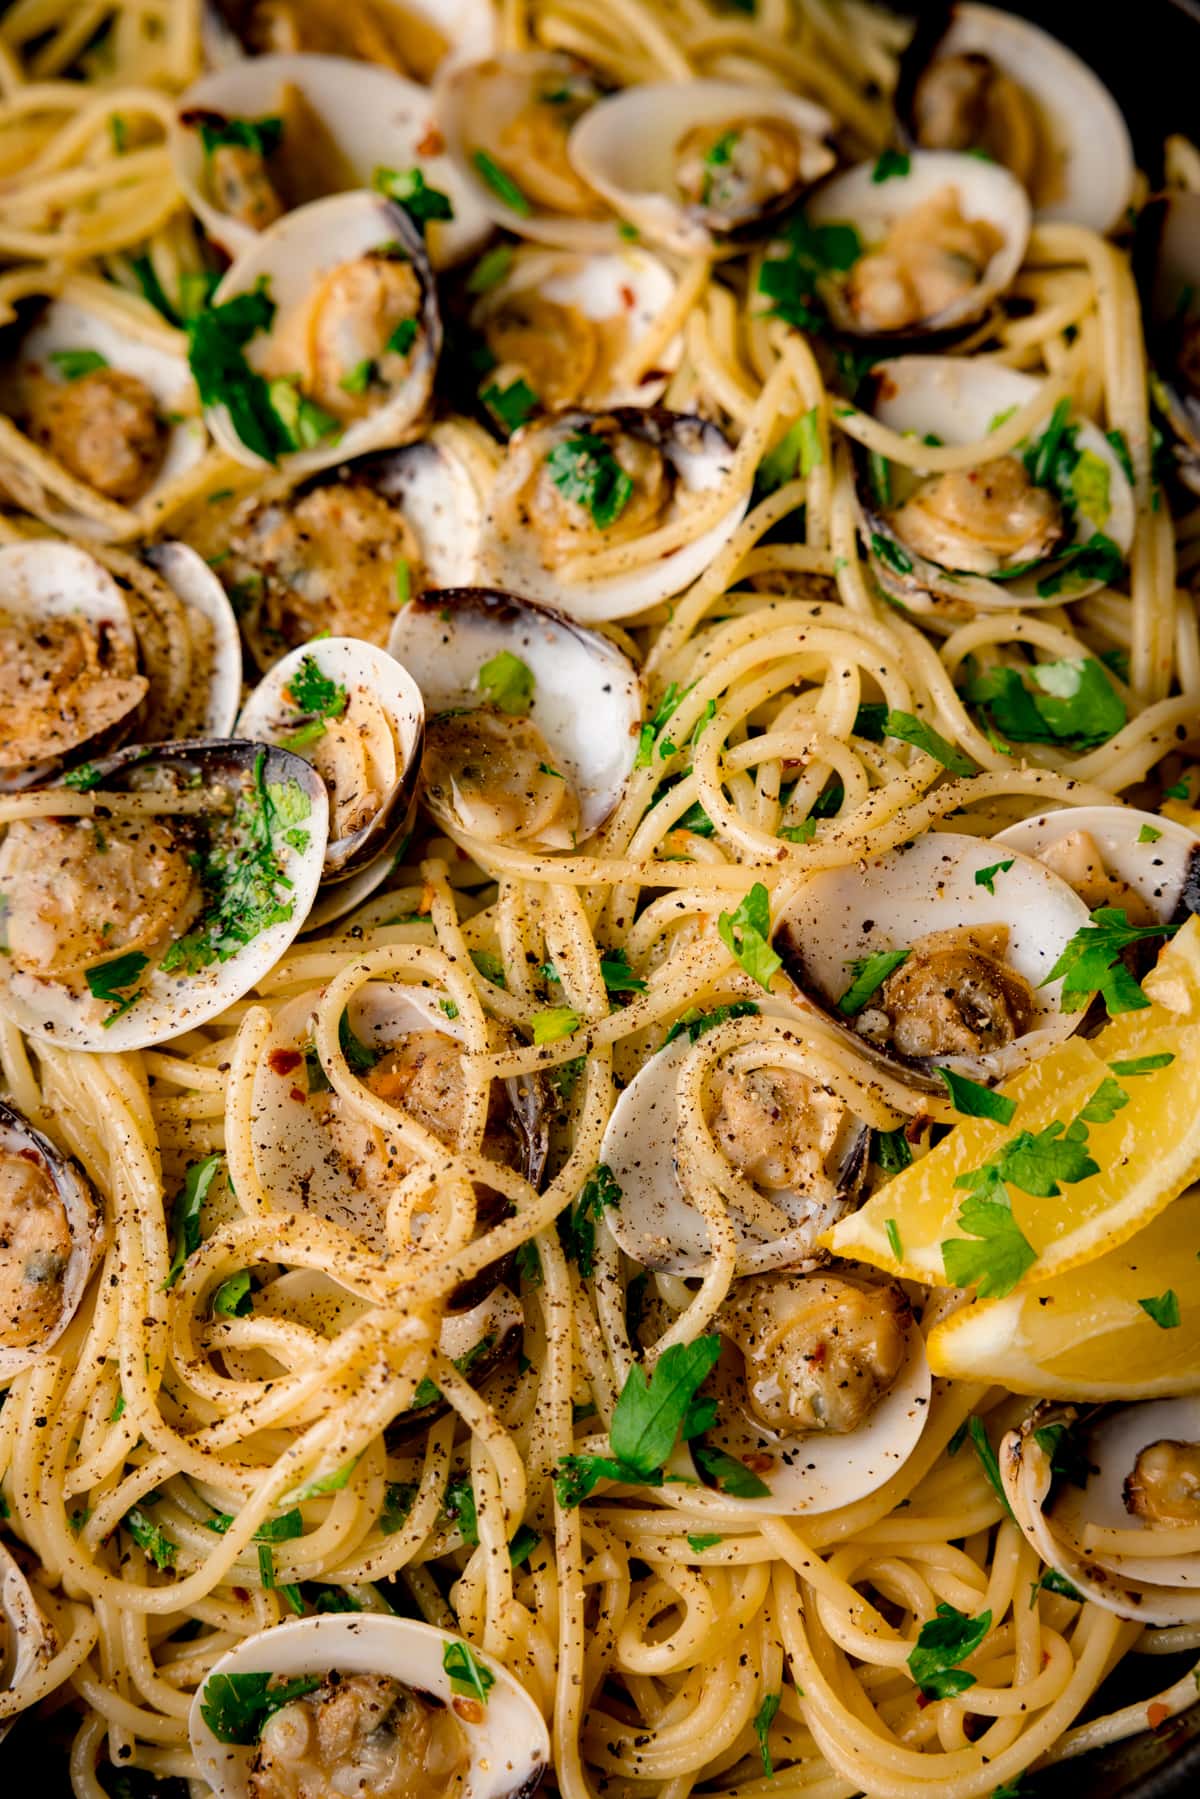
1139;1289;1181;1329
754;1692;782;1777
211;1270;253;1317
444;1475;478;1546
1041;906;1178;1015
936;1067;1016;1125
756;408;823;494
941;1191;1037;1298
281;654;349;749
757;213;862;334
124;1505;177;1571
164;1153;223;1289
688;1532;723;1552
610;1337;722;1473
1075;1075;1129;1123
509;1523;540;1567
546;432;634;528
85;950;149;1026
472;150;530;215
379;1482;416;1535
49;347;108;381
562;1165;622;1278
692;1443;771;1497
1109;1052;1174;1075
482;375;539;434
907;1603;991;1699
1030;1567;1083;1606
884;710;976;776
443;1639;495;1702
372;164;454;230
717;882;781;991
200;1672;321;1744
871;147;910;182
966;1415;1015;1520
837;948;908;1015
963;658;1125;751
875;1129;912;1176
599;947;647;995
467;245;513;293
198;113;283;159
663;1000;759;1046
477;649;534;715
531;1007;579;1045
187;285;289;465
974;860;1013;895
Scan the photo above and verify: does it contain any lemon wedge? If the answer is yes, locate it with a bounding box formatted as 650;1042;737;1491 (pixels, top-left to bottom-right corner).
824;918;1200;1294
926;1188;1200;1399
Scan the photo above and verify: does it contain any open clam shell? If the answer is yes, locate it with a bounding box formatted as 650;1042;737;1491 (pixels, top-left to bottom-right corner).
599;997;868;1277
476;407;748;623
567;79;835;256
202;0;496;82
774;830;1091;1086
804;149;1030;341
470;244;682;413
1136;191;1200;495
388;586;642;839
203;191;441;478
248;986;547;1252
853;358;1134;614
142;542;243;740
0;539;147;789
435;52;616;251
996;805;1200;924
0;294;207;542
0;739;328;1053
895;3;1134;233
0;1099;105;1382
0;1541;55;1743
174;52;490;265
237;636;424;889
189;1614;549;1799
1003;1400;1200;1626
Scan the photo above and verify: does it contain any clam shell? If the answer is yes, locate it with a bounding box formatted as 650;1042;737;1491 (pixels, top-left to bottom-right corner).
0;1099;105;1381
996;805;1200;923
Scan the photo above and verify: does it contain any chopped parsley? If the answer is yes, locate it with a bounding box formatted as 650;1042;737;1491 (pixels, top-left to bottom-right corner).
962;657;1126;751
267;377;341;452
472;149;531;216
1109;1052;1175;1075
62;761;104;792
1041;906;1179;1015
758;213;862;334
387;317;418;357
907;1603;991;1699
198;113;283;159
634;681;689;768
974;860;1014;895
85;950;149;1026
754;1692;782;1777
372;164;454;230
883;710;976;776
662;1000;759;1046
936;1067;1016;1125
692;1443;771;1497
966;1415;1015;1519
717;882;781;991
884;1217;903;1259
1138;824;1162;843
531;1007;579;1045
562;1163;622;1278
554;1336;722;1508
444;1475;478;1546
482;375;539;433
49;347;108;381
756;407;823;495
467;244;514;293
1030;1567;1083;1606
124;1505;177;1571
200;1672;321;1744
281;654;349;749
211;1270;253;1317
443;1639;494;1703
379;1482;416;1535
688;1532;723;1552
838;948;908;1016
509;1523;540;1567
1138;1290;1181;1329
871;147;910;182
164;1153;223;1289
477;649;534;715
187;284;291;465
546;431;634;528
875;1129;912;1175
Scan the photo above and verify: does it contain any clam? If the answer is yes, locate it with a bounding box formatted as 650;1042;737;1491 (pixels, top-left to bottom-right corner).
599;997;868;1277
248;985;547;1252
475;408;748;623
0;1541;55;1742
1136;191;1200;496
173;52;490;265
189;1614;549;1799
203;0;495;85
0;294;207;540
139;542;244;741
853;358;1135;614
802;149;1029;340
1003;1400;1200;1626
995;806;1200;924
435;52;615;251
219;440;482;674
0;540;147;790
201;191;441;478
470;244;682;415
895;4;1134;233
0;1100;104;1381
774;831;1091;1087
237;637;424;911
568;79;835;256
0;740;328;1053
389;586;642;849
683;1269;931;1514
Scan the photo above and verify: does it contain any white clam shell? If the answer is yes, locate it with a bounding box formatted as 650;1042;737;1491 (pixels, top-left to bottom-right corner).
363;437;484;587
204;191;440;478
200;0;496;81
907;4;1134;233
476;411;748;623
146;541;244;739
995;805;1200;923
1004;1401;1200;1626
0;1100;105;1382
0;741;329;1053
174;52;490;265
684;1310;932;1516
8;298;207;540
806;149;1030;337
237;636;425;881
568;79;834;255
776;831;1092;1080
388;587;642;835
599;997;859;1277
858;356;1135;609
471;245;682;408
188;1614;549;1799
0;1541;54;1742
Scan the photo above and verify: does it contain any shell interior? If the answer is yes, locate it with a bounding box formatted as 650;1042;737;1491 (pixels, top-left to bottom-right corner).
568;78;835;255
774;831;1091;1079
174;52;491;264
359;438;484;588
236;635;425;878
995;806;1200;924
145;541;244;739
0;1542;54;1741
200;0;496;81
187;1614;550;1799
0;1098;105;1380
205;191;441;477
388;586;642;834
599;996;863;1277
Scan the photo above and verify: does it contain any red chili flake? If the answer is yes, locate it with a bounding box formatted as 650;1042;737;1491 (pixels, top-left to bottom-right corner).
1148;1703;1171;1732
289;1086;306;1103
620;284;635;309
745;1452;775;1474
905;1113;931;1145
418;125;444;157
268;1048;303;1075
